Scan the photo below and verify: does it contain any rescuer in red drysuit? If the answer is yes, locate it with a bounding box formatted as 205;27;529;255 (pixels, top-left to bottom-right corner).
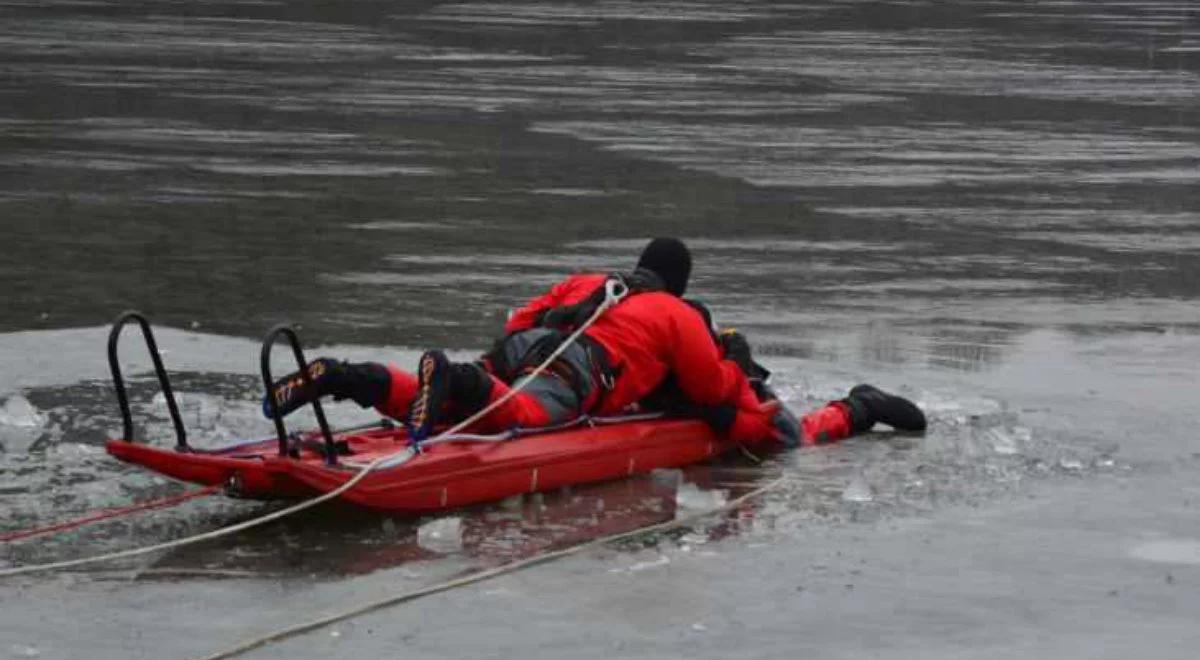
641;300;926;448
264;238;925;446
266;238;760;438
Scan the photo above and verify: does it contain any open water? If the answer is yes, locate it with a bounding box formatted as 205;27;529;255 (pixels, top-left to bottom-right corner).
0;1;1197;658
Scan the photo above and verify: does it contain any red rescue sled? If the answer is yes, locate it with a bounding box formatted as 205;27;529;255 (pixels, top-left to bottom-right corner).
107;417;726;513
105;313;729;513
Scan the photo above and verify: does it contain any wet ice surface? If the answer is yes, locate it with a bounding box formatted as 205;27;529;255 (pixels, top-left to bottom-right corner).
0;0;1191;562
0;325;1154;580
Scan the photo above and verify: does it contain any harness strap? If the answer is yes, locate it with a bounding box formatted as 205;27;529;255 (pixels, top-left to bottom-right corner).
536;269;664;333
482;272;649;415
576;333;619;409
510;334;617;415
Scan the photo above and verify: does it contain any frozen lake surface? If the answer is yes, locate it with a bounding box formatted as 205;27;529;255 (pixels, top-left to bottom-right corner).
1;0;1197;657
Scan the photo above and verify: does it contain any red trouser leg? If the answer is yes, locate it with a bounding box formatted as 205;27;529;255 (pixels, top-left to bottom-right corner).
471;375;554;431
800;401;853;446
375;364;418;420
374;366;553;432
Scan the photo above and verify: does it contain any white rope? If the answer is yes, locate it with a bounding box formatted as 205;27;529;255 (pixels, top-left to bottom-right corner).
195;475;788;660
0;279;630;578
341;412;669;470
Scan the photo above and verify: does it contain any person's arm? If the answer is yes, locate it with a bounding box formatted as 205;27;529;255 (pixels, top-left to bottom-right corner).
643;304;793;446
667;303;752;406
504;278;574;334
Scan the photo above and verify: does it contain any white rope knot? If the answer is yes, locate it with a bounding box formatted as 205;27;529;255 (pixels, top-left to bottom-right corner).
603;274;629;306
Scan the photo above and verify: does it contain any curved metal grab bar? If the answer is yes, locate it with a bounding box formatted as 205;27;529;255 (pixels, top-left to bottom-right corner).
107;311;187;451
260;325;337;465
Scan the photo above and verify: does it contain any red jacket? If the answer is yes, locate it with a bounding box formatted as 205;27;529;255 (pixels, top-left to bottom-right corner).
506;273;755;415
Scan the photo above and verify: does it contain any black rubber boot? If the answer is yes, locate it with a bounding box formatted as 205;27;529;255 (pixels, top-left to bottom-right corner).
842;384;927;434
407;351;452;442
262;359;391;418
407;353;496;440
448;361;493;414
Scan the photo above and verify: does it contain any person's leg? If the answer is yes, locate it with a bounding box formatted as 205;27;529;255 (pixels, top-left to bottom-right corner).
799;383;926;445
263;358;394;418
374;364;417;420
799;402;854;446
840;384;926;433
407;350;579;440
472;374;574;429
262;352;565;431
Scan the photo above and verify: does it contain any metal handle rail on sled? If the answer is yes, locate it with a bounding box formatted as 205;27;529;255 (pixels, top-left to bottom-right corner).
260;324;339;465
108;311;190;451
108;311;344;464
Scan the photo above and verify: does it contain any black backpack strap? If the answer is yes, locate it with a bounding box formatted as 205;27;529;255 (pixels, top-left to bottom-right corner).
537;269;663;332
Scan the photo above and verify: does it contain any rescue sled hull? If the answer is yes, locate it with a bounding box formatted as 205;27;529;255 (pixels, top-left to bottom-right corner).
278;418;726;513
105;439;317;499
107;418;728;513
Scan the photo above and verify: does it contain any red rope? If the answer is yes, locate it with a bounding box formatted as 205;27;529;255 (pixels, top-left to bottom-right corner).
0;484;222;544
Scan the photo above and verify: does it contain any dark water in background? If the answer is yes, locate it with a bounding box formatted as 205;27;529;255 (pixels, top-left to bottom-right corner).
2;0;1196;349
1;0;1198;592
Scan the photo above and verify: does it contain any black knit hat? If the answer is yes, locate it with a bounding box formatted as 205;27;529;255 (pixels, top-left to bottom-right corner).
636;237;692;296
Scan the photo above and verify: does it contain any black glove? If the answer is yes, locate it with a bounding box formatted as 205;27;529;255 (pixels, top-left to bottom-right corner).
719;330;771;382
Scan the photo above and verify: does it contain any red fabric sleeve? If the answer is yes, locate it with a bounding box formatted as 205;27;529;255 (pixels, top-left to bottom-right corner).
505;279;572;334
667;305;751;407
504;273;609;334
728;401;783;447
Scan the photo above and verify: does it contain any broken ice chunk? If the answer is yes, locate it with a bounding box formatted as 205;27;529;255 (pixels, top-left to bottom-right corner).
0;395;46;453
841;474;874;503
417;516;463;553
